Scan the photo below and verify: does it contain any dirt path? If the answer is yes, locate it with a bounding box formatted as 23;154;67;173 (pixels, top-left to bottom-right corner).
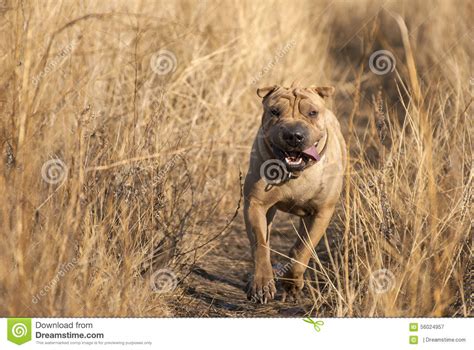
170;109;355;317
173;211;338;317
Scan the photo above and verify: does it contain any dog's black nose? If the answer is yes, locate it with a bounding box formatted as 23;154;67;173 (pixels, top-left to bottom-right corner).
283;129;305;147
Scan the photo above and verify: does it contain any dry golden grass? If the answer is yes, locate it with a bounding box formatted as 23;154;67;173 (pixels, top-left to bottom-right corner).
0;0;472;317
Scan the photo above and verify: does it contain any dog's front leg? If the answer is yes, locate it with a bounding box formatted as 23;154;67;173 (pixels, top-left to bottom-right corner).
282;205;336;301
244;198;276;303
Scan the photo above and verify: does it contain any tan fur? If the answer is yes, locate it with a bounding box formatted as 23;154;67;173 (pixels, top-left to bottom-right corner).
244;84;346;303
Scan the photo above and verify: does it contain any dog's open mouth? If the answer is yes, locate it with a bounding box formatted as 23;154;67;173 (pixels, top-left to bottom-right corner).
272;144;320;171
283;152;308;167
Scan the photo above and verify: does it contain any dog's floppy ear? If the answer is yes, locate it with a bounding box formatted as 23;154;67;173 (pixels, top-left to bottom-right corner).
312;86;335;98
257;85;277;99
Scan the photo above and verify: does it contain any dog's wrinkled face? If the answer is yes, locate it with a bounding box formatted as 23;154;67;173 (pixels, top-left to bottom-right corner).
258;85;335;172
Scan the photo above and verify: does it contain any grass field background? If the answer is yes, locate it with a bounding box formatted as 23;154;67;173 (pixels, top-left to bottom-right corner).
0;0;472;317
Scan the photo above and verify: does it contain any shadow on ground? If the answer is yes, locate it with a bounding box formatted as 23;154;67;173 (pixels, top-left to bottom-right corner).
173;211;341;317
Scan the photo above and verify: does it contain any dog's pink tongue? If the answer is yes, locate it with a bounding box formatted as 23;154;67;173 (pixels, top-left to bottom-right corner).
302;145;321;161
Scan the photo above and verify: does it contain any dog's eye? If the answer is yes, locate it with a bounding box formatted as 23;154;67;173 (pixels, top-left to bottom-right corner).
269;107;280;116
308;110;319;117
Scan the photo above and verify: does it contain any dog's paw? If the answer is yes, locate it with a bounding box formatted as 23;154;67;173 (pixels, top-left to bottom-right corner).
247;270;276;304
280;274;304;303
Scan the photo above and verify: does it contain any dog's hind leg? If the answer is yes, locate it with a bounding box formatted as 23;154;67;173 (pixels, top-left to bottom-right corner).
282;205;336;301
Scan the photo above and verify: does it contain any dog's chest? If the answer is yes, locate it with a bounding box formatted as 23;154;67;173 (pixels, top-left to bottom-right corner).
275;168;326;214
274;155;343;215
